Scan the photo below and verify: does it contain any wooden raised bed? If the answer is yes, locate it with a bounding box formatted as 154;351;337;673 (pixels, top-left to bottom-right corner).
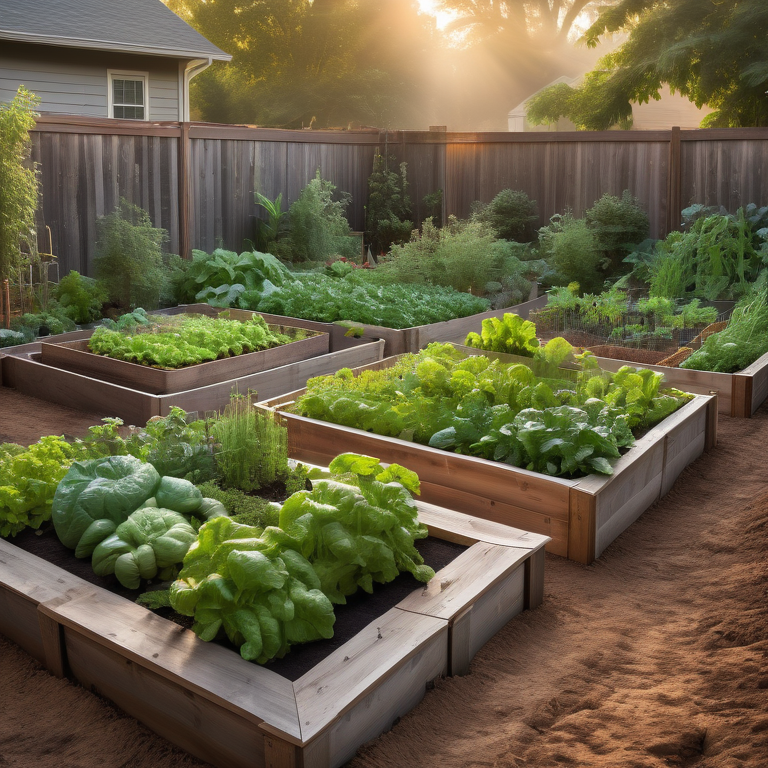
39;324;328;395
0;503;548;768
173;294;548;358
0;338;385;425
259;353;718;565
590;350;768;418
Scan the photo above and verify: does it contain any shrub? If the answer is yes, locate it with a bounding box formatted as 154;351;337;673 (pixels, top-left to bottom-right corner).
365;152;413;254
54;270;108;323
471;189;538;243
586;190;650;275
422;190;443;228
93;198;168;310
538;212;604;294
0;86;39;283
282;171;358;262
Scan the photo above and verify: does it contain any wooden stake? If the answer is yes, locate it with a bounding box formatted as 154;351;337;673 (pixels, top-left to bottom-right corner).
3;280;10;329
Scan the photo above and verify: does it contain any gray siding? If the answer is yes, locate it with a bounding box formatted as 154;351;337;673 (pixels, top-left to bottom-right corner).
0;41;181;120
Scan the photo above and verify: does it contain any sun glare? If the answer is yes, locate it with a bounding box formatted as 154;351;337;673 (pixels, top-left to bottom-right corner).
418;0;456;30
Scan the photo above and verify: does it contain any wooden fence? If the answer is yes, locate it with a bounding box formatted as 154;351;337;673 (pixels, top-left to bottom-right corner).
30;116;768;277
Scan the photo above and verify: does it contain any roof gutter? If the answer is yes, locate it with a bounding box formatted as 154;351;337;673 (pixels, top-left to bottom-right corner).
181;57;212;122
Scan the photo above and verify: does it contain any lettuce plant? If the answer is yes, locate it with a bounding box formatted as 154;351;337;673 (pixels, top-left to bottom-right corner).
170;453;433;663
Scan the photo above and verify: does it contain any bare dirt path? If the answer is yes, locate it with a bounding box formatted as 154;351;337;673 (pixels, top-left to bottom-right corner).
1;389;766;767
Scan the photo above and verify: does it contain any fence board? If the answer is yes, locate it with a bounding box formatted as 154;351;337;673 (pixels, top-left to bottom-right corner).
29;120;768;275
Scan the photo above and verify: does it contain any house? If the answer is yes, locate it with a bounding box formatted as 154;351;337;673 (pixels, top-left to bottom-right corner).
509;76;713;132
0;0;230;121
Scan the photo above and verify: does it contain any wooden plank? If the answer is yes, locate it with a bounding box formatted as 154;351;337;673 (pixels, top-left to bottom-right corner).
666;126;682;235
37;609;66;678
449;606;472;677
159;341;385;416
567;489;596;565
41;590;301;737
293;608;447;745
397;541;530;621
261;731;299;768
467;566;525;661
415;499;549;550
41;330;329;394
732;373;752;418
741;349;768;415
524;547;546;611
418;480;569;558
0;588;47;664
1;355;159;424
282;414;576;520
64;631;270;768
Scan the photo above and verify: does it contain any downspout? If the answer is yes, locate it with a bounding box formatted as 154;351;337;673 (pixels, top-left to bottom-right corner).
181;57;212;121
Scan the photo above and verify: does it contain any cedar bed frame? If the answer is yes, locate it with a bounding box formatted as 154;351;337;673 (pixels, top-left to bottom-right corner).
259;348;718;565
0;306;386;423
0;502;548;768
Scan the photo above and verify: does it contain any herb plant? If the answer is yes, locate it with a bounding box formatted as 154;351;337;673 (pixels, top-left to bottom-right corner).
471;188;538;243
54;270;108;324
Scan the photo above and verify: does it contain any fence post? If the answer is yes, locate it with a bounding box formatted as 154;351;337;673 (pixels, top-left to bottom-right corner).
666;126;682;235
179;121;191;259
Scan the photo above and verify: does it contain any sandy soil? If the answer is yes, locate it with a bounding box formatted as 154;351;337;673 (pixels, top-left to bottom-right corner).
1;388;766;768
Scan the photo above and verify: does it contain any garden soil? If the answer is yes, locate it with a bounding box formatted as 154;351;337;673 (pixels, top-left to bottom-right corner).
1;388;767;768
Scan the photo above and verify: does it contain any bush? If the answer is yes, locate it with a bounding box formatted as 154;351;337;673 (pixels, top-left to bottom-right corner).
377;218;510;294
93;198;168;310
54;270;108;323
586;190;650;275
471;189;538;243
538;212;604;294
365;152;413;254
282;171;358;263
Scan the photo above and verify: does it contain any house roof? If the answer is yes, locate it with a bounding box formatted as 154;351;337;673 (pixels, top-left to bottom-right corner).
0;0;231;61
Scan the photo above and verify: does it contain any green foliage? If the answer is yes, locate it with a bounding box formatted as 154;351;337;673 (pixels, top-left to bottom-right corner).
135;589;172;610
465;313;539;357
51;454;228;559
376;217;539;296
92;506;199;589
93;199;168;310
211;394;289;493
365;152;413;255
169;452;431;663
88;313;290;369
586;191;650;275
0;436;75;537
0;329;25;347
125;408;215;483
422;191;443;229
648;208;768;300
9;309;76;340
538;212;605;294
681;285;768;373
295;343;692;478
254;192;288;253
250;271;490;329
196;481;279;530
471;189;538;243
0;86;39;283
54;270;108;324
282;171;357;263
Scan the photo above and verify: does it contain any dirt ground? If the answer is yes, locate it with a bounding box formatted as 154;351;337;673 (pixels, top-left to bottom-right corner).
1;388;767;768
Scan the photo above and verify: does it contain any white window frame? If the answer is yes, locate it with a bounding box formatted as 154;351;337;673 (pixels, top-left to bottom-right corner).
107;70;149;121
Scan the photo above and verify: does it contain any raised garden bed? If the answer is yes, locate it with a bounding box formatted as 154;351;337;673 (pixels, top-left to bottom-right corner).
587;349;768;418
259;350;718;565
39;322;328;395
0;501;547;768
195;294;547;358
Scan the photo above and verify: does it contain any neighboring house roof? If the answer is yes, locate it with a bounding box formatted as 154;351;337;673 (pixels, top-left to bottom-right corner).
0;0;231;61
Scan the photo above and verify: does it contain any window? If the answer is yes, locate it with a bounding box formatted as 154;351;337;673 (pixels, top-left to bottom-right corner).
108;71;148;120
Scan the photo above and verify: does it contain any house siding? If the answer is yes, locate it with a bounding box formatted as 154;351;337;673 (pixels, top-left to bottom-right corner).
0;41;182;120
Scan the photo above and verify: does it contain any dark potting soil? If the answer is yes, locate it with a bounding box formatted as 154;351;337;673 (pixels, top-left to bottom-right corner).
6;525;466;682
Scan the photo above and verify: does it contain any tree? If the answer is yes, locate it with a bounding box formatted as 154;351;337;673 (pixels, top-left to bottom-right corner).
433;0;611;129
0;86;39;284
527;0;768;129
163;0;437;128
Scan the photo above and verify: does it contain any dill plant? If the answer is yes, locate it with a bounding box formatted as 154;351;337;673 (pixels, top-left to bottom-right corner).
211;394;289;492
